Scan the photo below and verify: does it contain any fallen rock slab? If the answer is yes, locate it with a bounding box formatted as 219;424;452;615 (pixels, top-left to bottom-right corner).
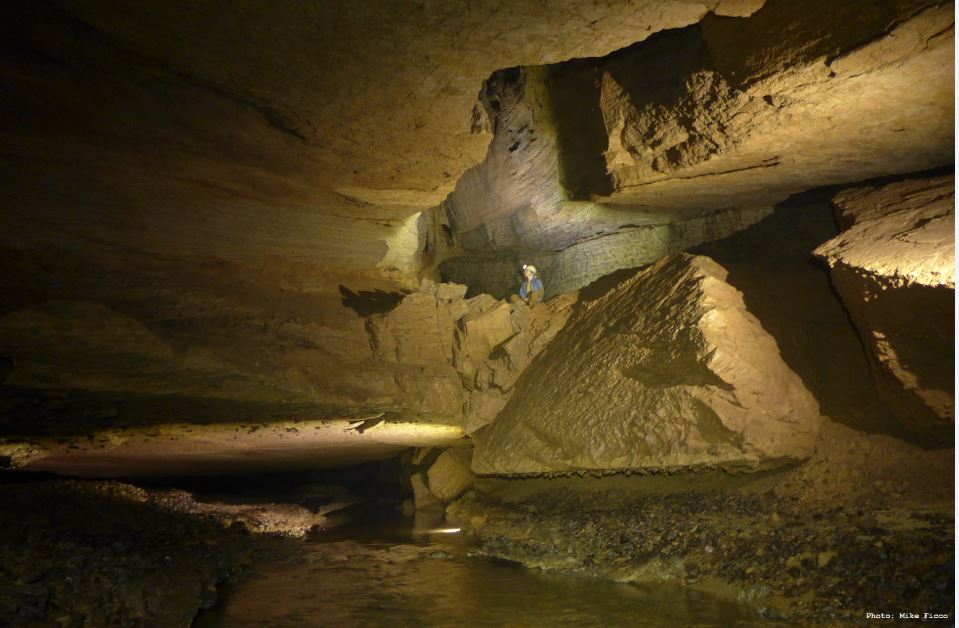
814;175;954;445
472;253;822;475
368;291;455;365
426;446;475;502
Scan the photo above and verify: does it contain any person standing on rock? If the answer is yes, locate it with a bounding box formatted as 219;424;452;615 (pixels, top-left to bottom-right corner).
512;264;544;306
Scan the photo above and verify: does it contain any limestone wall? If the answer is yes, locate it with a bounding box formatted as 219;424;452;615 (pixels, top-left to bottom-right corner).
814;175;955;445
440;206;772;298
437;0;952;297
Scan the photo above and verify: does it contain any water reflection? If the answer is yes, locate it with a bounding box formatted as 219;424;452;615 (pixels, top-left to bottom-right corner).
197;507;768;627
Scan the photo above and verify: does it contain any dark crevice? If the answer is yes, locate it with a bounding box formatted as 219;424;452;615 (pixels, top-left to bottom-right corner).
338;285;407;317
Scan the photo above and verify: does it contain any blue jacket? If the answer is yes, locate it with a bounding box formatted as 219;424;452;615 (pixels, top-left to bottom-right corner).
519;276;544;299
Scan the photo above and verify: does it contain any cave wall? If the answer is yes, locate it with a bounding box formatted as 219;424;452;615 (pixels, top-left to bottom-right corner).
2;0;751;439
0;0;953;470
600;0;954;207
692;197;907;441
0;0;738;289
437;0;953;297
814;174;955;445
440;205;772;299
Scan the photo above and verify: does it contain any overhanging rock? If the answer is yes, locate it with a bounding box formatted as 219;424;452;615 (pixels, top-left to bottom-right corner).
471;253;822;475
814;175;955;445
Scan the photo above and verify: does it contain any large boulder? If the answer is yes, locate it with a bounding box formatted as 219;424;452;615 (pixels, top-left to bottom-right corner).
368;291;456;365
814;175;954;445
366;281;579;435
454;301;514;365
472;253;822;475
426;447;475;502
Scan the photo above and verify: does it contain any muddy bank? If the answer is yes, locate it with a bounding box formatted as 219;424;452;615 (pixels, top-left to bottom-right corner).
447;421;954;624
0;477;304;627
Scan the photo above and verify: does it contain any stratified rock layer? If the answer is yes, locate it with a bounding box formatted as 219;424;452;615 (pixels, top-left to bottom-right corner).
437;0;952;297
370;280;578;436
0;0;741;288
814;175;955;445
598;2;953;211
472;253;822;475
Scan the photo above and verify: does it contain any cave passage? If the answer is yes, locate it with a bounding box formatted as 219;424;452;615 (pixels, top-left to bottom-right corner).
0;0;954;625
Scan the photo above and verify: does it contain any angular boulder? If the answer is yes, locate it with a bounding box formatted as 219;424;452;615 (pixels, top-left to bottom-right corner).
472;253;822;475
363;282;578;433
455;301;514;364
814;175;954;445
426;447;475;502
368;291;455;365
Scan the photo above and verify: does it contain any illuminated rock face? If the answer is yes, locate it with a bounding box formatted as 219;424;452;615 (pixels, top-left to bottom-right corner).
472;253;822;475
369;282;578;435
814;176;955;445
438;0;953;296
0;0;733;289
596;2;953;211
0;1;762;458
440;206;773;298
0;1;953;473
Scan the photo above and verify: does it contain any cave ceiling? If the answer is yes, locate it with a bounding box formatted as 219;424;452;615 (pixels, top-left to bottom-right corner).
1;1;951;288
437;0;953;296
1;0;762;286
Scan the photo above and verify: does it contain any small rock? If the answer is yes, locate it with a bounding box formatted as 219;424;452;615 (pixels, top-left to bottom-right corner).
685;562;701;584
738;583;771;603
435;283;468;302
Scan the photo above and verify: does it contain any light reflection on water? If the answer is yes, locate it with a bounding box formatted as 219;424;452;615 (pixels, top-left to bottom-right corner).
196;510;768;628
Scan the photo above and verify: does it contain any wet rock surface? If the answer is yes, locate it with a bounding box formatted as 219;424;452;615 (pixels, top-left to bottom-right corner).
450;421;954;624
0;478;299;627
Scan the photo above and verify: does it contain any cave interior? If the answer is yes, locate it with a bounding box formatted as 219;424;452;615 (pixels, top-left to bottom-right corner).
0;0;955;625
